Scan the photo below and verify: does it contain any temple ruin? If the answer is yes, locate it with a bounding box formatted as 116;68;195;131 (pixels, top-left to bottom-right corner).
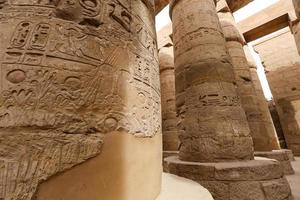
0;0;299;199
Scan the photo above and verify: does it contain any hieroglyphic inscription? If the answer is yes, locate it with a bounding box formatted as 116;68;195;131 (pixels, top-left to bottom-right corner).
198;94;240;107
0;0;160;199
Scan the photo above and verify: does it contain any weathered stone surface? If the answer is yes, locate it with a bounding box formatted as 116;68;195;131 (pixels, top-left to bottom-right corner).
165;156;283;181
163;151;179;159
168;1;292;200
0;0;161;199
273;149;296;161
264;65;300;156
293;0;300;19
214;158;283;181
164;156;216;181
199;181;230;200
229;181;265;200
255;150;295;175
255;28;300;156
164;156;293;200
219;16;280;152
268;100;288;148
170;0;253;162
261;178;292;200
159;46;179;151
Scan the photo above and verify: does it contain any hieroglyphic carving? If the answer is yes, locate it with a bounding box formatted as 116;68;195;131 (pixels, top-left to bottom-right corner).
0;0;160;198
198;94;240;107
0;132;103;200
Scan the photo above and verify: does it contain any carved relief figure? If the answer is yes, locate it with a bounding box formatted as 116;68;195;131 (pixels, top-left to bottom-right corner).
0;0;160;199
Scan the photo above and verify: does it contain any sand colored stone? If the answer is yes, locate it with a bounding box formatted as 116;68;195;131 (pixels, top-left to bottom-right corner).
36;132;162;200
0;0;162;199
268;100;288;148
219;8;293;175
165;156;293;200
219;13;280;152
286;157;300;200
159;46;179;151
244;45;287;148
266;65;300;156
167;0;293;199
255;151;295;175
253;29;300;156
171;0;253;163
293;0;300;55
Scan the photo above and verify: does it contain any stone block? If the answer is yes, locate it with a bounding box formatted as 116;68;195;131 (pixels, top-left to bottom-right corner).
229;181;265;200
261;178;293;200
199;181;230;200
214;159;283;181
254;150;295;175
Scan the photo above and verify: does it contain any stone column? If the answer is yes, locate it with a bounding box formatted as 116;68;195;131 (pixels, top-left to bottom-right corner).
165;0;293;199
219;16;281;152
268;100;288;148
219;16;294;175
159;46;179;155
245;45;296;172
292;0;300;55
172;0;253;162
0;0;162;199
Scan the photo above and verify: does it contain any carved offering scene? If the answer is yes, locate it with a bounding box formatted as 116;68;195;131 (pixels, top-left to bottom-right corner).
0;0;300;200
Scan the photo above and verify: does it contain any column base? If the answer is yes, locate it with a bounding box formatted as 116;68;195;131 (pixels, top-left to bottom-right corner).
164;156;293;200
163;151;179;159
273;149;296;161
255;150;295;175
163;151;179;172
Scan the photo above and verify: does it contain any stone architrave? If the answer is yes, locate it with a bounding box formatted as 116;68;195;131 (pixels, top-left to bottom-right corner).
159;46;180;153
0;0;162;199
292;0;300;55
165;0;293;199
219;14;280;152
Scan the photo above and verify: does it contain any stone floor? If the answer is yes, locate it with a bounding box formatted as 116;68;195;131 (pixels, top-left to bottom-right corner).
156;173;213;200
287;157;300;200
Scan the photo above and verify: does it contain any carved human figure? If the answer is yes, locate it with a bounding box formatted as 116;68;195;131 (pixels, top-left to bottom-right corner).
0;0;161;199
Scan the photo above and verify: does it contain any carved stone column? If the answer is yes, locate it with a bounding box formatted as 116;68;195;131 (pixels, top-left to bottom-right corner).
171;0;253;162
0;0;162;199
243;44;295;174
219;17;281;152
159;46;179;154
165;0;293;199
220;17;294;175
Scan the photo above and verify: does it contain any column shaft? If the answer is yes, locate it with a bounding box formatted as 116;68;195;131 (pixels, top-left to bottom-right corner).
171;0;253;162
0;0;162;199
220;17;280;151
159;46;179;151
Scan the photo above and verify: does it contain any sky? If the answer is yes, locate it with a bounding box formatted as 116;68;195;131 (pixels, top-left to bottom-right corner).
155;0;280;100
